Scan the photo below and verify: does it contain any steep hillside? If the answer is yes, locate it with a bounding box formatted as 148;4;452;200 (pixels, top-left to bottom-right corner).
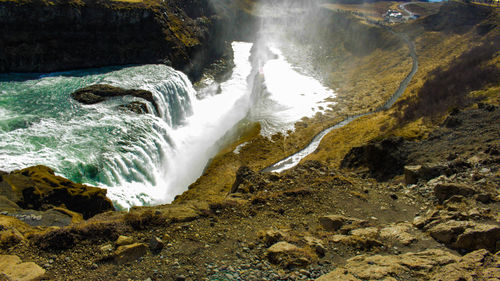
0;2;499;281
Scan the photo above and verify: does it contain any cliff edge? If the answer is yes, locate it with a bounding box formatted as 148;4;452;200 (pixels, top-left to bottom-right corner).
0;0;256;80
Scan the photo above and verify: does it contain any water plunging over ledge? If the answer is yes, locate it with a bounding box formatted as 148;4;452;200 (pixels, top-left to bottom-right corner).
0;40;337;209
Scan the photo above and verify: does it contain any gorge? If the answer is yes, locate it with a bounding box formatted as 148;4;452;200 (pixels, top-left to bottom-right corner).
0;0;499;280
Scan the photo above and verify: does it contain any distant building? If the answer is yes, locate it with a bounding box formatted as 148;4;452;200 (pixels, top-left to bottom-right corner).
384;10;404;23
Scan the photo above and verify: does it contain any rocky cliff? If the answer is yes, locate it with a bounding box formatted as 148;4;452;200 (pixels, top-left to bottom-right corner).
0;0;256;80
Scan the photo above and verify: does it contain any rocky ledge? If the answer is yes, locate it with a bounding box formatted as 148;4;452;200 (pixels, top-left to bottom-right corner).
0;165;114;221
71;84;159;114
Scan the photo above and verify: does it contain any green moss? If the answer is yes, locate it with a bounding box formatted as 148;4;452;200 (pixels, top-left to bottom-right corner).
166;12;200;48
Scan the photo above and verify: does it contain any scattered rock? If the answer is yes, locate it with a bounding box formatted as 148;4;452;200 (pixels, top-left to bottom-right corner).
316;249;459;280
452;223;500;252
434;183;475;203
428;219;500;252
404;164;448;185
379;223;417;245
116;235;134;246
329;234;383;249
149;236;164;253
432;249;500;280
0;255;45;281
429;220;470;244
303;236;326;257
258;229;287;247
114;243;148;264
319;215;367;232
266;241;316;268
100;244;113;252
350;227;379;239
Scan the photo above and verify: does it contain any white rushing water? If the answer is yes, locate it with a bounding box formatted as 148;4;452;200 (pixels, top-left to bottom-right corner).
248;44;335;136
0;41;336;209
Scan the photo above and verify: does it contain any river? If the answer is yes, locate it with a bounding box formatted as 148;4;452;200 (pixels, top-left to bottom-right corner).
0;40;336;209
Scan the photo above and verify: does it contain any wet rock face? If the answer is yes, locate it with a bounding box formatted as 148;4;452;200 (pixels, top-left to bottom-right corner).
71;84;158;114
0;165;114;219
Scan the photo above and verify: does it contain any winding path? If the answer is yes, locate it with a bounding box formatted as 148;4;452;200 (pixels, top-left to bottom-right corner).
399;2;417;19
263;27;418;173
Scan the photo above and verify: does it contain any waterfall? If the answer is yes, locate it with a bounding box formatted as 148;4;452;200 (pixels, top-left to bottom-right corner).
0;39;337;209
0;43;255;209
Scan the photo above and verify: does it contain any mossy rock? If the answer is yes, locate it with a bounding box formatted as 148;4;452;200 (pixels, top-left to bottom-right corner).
1;165;114;219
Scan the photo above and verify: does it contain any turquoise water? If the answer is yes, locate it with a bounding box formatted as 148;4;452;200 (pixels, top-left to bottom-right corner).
0;41;336;209
0;65;195;209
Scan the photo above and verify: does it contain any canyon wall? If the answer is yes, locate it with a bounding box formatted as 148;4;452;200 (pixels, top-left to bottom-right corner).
0;0;257;80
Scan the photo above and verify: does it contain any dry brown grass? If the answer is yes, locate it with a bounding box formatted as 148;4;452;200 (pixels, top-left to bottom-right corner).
176;2;499;205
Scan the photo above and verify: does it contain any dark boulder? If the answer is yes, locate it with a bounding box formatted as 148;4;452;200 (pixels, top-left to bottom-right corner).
71;84;159;114
230;166;268;194
340;137;407;181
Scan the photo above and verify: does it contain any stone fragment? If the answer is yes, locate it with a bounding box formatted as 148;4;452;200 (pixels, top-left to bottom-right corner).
0;255;45;281
319;215;366;232
315;268;361;281
404;164;448;185
434;183;475;203
431;249;497;280
316;249;459;281
114;243;148;264
351;227;379;239
258;229;286;246
100;244;113;252
404;165;422;185
149;236;164;253
329;234;383;248
303;236;326;257
452;223;500;252
379;223;417;245
116;235;134;246
266;241;315;268
428;220;470;244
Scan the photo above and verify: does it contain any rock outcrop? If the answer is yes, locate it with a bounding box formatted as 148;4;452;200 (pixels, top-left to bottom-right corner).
0;165;114;219
0;255;45;281
266;241;316;268
71;84;159;114
340;137;408;181
316;249;500;281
